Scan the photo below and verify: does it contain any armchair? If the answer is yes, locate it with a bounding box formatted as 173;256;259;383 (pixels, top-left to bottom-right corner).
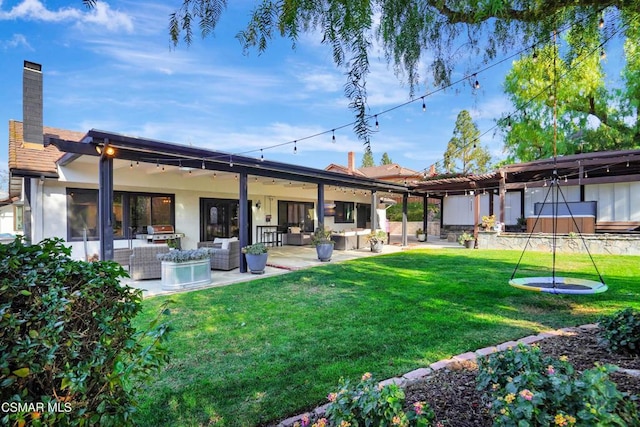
197;239;240;270
129;245;170;280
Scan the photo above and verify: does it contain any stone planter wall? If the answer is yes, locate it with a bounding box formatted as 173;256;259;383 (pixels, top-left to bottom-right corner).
477;231;640;255
161;258;212;290
388;221;439;237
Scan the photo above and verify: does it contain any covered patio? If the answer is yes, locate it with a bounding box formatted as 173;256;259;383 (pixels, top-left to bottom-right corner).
45;129;431;272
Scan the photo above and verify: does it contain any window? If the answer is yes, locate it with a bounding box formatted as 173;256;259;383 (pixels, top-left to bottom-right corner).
334;201;355;223
66;189;174;241
278;200;314;232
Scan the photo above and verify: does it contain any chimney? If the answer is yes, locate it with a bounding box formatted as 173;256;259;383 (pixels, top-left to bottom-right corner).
23;61;43;147
348;151;355;172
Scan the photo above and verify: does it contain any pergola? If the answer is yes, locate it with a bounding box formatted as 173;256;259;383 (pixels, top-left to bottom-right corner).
412;149;640;228
46;129;423;271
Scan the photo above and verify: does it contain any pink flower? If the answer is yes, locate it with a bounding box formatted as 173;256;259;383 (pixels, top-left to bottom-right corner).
519;389;534;401
413;401;424;415
361;372;372;381
547;365;555;375
301;414;310;427
327;392;337;402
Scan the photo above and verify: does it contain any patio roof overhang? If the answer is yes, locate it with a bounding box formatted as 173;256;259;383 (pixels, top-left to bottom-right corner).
47;129;413;195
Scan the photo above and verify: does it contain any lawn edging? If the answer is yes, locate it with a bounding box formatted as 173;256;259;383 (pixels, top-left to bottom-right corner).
277;323;599;427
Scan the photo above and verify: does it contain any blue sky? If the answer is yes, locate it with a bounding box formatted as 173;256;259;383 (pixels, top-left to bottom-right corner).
2;0;532;177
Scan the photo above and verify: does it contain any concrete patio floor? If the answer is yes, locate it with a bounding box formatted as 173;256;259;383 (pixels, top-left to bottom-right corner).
125;235;461;298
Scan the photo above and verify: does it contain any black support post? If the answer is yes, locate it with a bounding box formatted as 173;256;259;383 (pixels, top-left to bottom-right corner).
239;172;248;273
98;155;114;261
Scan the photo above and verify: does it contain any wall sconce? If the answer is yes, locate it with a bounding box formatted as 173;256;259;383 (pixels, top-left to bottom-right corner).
256;200;261;209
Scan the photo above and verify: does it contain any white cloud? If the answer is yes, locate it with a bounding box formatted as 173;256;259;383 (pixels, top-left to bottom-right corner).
1;33;31;50
0;0;133;32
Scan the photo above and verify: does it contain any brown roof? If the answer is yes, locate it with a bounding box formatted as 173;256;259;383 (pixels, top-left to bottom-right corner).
358;164;421;179
326;162;421;182
324;163;366;177
8;120;86;176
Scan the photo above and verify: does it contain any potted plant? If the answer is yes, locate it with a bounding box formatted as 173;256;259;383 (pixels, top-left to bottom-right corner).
157;248;212;290
415;228;426;242
367;229;387;253
457;231;475;249
311;224;334;262
480;214;496;231
242;242;269;274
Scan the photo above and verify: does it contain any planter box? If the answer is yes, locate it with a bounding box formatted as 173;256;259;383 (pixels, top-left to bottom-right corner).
161;258;212;290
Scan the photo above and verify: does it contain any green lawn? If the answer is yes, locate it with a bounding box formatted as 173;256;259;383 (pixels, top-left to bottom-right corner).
133;248;640;426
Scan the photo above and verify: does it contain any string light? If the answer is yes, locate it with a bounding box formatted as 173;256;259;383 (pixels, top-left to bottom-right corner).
584;171;588;178
507;117;512;131
375;115;379;130
599;16;604;28
627;160;630;167
600;48;606;60
532;48;538;61
606;165;610;173
294;141;297;154
201;159;205;170
229;155;233;167
130;161;133;169
422;97;426;111
332;129;336;143
156;160;159;169
136;160;139;167
260;149;264;161
473;74;480;89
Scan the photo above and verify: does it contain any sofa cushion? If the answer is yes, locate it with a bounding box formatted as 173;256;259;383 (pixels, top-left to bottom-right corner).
289;226;301;234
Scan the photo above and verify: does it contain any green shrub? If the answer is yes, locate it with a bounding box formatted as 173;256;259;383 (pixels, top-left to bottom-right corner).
476;343;639;426
598;307;640;355
322;372;433;426
0;238;170;426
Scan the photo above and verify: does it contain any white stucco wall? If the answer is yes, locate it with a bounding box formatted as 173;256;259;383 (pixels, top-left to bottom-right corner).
37;158;374;259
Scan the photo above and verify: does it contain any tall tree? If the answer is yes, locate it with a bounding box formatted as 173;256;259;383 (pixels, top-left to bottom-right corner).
159;0;639;147
380;152;393;165
361;149;375;167
444;110;491;174
500;16;640;162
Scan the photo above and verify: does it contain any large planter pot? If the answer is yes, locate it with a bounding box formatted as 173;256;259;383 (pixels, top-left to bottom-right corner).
464;239;474;249
245;253;268;274
370;241;384;253
161;258;211;290
315;242;334;262
417;233;426;242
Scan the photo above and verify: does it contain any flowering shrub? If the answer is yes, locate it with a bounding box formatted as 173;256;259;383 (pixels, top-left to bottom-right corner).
320;372;433;426
598;307;640;355
476;343;639;426
157;248;210;263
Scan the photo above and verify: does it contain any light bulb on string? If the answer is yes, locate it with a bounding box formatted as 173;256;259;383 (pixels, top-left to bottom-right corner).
375;115;379;130
507;117;512;131
473;74;480;89
293;141;297;154
599;16;604;28
156;160;159;169
627;160;630;167
130;161;133;169
213;172;217;179
564;176;568;183
260;149;264;161
532;48;538;61
332;129;336;143
422;97;426;112
229;155;233;167
473;140;476;149
606;165;610;173
584;171;588;178
201;160;205;170
600;49;606;60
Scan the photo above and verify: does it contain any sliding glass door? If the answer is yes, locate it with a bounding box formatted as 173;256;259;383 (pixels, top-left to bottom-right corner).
200;198;252;242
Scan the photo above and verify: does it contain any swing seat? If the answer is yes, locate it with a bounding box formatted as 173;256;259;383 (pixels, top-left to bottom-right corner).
509;277;608;295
